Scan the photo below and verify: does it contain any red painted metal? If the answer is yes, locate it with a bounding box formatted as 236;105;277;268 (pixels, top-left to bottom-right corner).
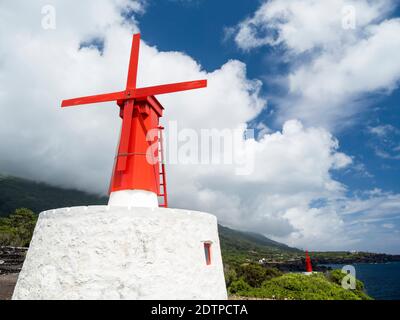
135;80;207;98
61;33;207;205
305;250;313;272
126;34;141;90
62;91;125;107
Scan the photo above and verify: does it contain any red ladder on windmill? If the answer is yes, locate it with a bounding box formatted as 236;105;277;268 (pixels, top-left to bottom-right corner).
158;126;168;208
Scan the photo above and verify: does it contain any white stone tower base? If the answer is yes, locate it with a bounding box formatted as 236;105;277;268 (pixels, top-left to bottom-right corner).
12;206;227;300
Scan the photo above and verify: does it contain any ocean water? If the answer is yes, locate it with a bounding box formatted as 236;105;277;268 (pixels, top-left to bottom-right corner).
326;262;400;300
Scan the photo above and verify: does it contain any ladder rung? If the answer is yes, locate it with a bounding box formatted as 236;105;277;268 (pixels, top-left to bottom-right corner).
158;131;167;209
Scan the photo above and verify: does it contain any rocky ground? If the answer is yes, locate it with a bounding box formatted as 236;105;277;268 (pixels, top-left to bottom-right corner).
0;274;18;300
0;247;26;275
0;247;26;300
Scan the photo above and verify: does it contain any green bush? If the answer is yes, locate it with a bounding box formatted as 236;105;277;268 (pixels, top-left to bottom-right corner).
228;272;372;300
228;278;253;295
326;269;371;300
0;208;37;247
236;263;282;287
224;264;238;287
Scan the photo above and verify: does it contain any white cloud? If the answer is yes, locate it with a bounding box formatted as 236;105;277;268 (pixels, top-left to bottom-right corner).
369;124;398;137
383;223;395;229
0;0;143;192
231;0;400;130
233;0;393;53
341;189;400;219
368;124;400;159
168;120;358;250
0;0;399;253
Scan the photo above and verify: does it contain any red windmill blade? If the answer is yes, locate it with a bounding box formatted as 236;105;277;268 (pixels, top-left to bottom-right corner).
61;33;207;208
135;80;207;98
126;33;141;90
61;33;207;108
61;91;126;107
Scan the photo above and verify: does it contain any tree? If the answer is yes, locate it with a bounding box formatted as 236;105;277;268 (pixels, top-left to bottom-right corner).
237;263;282;287
224;264;238;287
0;208;37;247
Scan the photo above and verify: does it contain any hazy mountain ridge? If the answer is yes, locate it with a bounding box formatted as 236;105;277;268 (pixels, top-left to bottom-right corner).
0;175;107;217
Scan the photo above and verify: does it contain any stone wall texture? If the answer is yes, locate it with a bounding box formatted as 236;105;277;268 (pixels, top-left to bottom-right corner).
13;206;227;300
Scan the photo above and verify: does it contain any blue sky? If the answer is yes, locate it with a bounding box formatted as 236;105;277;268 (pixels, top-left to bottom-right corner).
0;0;399;253
138;0;400;193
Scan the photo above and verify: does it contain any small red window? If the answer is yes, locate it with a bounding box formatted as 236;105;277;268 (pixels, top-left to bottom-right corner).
204;242;212;265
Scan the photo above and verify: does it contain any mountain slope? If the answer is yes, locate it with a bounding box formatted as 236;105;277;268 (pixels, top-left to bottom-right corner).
219;225;299;253
0;175;107;217
218;225;301;265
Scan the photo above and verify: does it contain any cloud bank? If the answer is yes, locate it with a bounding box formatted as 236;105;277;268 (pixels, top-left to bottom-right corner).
232;0;400;130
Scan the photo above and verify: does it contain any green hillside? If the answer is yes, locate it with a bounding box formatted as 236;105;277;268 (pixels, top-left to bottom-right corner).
219;225;301;266
219;225;298;252
0;175;107;217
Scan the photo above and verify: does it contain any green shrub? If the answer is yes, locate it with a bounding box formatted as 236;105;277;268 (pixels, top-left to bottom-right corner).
228;278;253;295
224;264;238;287
0;226;15;246
326;269;371;300
237;263;282;287
0;208;37;247
228;272;372;300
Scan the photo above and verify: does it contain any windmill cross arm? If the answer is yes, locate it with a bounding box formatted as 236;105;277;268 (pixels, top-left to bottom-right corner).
126;34;141;90
61;91;126;107
134;80;207;98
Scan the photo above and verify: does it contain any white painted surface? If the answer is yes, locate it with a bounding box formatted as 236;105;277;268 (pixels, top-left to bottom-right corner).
108;190;158;208
13;206;227;300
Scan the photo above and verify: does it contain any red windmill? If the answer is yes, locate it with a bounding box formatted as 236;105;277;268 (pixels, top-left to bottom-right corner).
305;250;313;273
61;34;207;208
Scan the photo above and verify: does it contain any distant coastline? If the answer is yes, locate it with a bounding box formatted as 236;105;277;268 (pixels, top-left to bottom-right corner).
258;252;400;273
312;252;400;265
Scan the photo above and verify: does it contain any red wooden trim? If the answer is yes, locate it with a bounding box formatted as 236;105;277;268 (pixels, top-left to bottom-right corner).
61;91;125;107
116;101;134;171
135;80;207;98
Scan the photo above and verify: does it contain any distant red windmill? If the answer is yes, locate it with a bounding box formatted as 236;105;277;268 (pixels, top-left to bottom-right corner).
305;250;313;273
61;34;207;208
